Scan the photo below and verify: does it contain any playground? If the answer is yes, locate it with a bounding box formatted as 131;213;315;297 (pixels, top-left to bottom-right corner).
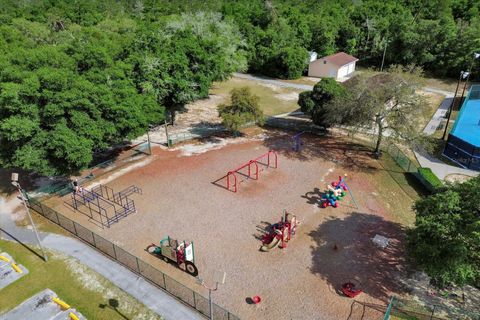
44;129;416;320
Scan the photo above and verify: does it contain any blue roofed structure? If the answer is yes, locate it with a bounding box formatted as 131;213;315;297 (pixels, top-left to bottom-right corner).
443;84;480;170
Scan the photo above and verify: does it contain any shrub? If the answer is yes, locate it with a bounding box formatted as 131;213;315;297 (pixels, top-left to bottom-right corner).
418;167;443;189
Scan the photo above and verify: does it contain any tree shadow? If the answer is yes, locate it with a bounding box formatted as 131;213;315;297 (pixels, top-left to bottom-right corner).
262;131;378;173
187;121;225;136
301;187;325;206
99;298;129;320
308;212;408;303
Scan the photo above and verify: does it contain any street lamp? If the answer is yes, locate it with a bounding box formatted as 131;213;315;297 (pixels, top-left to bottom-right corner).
442;70;469;140
11;173;48;261
196;270;226;320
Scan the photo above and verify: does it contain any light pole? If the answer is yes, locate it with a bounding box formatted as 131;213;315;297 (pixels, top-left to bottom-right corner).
442;71;468;140
458;53;480;110
11;173;48;261
197;270;226;320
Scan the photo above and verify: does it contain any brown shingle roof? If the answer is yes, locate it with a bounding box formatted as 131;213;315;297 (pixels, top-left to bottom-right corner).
322;52;358;66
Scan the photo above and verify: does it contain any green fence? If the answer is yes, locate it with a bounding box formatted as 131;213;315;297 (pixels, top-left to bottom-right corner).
383;142;441;192
26;197;239;320
32;141;151;198
384;143;419;173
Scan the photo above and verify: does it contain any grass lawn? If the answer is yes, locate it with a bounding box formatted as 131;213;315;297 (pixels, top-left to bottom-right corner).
16;208;71;236
419;92;444;130
277;76;319;86
422;76;457;92
0;239;162;320
210;78;301;116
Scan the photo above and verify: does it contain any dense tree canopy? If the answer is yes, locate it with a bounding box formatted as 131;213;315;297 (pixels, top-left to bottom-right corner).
408;176;480;288
1;0;479;175
0;1;246;175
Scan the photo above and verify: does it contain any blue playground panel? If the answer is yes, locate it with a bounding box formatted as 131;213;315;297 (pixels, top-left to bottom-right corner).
443;84;480;170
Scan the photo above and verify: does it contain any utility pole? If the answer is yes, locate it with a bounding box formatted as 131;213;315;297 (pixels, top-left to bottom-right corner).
442;71;466;140
380;37;388;72
11;173;48;261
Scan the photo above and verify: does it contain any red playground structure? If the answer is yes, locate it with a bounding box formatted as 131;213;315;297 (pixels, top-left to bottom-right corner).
260;210;298;252
225;150;278;193
341;282;363;298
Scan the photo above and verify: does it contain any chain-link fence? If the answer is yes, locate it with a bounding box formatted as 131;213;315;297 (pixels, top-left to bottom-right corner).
389;296;478;320
32;141;151;198
384;143;419;174
265;116;327;134
27;197;240;320
382;142;442;193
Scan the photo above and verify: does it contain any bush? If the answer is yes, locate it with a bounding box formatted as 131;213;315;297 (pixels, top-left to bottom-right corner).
218;87;264;134
417;167;443;190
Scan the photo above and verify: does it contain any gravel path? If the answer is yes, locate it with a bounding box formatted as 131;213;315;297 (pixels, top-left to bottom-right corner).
233;73;314;91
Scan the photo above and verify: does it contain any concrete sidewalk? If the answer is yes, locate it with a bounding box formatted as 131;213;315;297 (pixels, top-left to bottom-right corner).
414;149;478;179
422;96;453;135
416;87;478;179
0;198;204;320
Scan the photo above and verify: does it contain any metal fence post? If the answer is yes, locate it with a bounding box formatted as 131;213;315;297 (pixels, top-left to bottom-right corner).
92;231;97;247
136;257;141;273
193;290;196;309
112;244;117;260
54;210;60;225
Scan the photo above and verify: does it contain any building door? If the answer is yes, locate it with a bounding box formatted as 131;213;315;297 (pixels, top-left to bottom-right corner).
329;67;337;78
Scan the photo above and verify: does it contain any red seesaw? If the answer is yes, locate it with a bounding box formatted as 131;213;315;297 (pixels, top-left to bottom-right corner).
226;150;278;192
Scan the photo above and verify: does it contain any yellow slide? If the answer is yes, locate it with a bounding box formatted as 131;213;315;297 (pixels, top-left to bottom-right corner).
260;230;283;252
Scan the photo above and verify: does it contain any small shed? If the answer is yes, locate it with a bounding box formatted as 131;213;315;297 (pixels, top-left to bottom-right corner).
308;52;358;80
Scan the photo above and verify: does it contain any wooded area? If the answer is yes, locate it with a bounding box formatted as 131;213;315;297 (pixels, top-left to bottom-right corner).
0;0;479;174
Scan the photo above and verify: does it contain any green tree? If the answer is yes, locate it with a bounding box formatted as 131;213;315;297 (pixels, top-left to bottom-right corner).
133;12;247;124
298;78;347;127
408;176;480;287
325;66;426;154
218;87;264;133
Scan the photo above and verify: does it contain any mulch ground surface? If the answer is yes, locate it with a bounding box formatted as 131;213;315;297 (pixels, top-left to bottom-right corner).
47;130;413;320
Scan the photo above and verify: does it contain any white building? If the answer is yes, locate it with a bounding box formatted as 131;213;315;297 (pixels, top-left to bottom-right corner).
308;52;358;80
